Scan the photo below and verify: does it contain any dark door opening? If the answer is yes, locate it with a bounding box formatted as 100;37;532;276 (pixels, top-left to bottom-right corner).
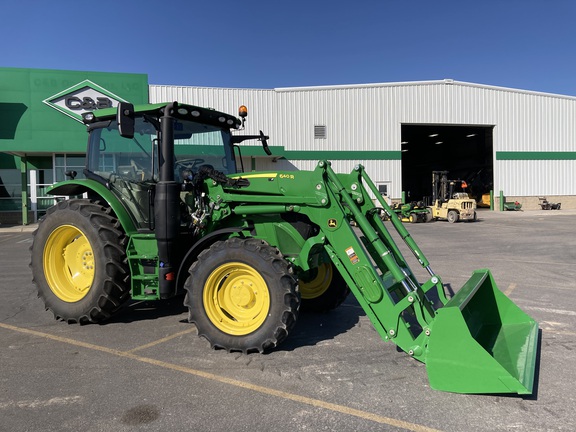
401;124;494;204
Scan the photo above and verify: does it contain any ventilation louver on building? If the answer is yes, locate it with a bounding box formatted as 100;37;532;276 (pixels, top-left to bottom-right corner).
314;125;326;139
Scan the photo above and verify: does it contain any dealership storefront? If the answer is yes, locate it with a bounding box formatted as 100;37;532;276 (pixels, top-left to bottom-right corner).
0;68;148;224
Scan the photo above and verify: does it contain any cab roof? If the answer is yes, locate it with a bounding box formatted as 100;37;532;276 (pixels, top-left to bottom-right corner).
84;102;242;129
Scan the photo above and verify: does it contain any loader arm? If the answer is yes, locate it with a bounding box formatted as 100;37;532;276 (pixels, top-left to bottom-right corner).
294;162;440;361
216;161;538;394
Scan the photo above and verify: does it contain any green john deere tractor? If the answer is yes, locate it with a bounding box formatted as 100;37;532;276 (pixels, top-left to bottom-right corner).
30;101;539;395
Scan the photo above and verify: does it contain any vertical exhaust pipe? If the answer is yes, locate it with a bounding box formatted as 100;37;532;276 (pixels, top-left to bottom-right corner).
155;102;180;298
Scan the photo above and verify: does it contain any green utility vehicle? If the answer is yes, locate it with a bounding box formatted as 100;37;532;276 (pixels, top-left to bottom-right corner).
391;201;431;223
31;102;538;395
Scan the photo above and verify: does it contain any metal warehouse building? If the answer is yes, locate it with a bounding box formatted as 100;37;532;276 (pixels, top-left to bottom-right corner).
2;68;576;224
151;79;576;210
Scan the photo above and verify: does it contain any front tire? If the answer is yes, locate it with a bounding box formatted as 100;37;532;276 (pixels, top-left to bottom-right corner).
299;260;350;312
447;210;459;223
185;237;300;353
30;199;130;324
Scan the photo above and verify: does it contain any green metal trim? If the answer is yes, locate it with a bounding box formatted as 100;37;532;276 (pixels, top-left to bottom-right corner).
189;147;402;160
177;144;284;157
234;148;402;160
496;151;576;160
47;179;138;234
283;150;402;160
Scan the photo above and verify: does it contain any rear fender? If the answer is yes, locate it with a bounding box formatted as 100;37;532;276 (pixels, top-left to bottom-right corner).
48;180;138;234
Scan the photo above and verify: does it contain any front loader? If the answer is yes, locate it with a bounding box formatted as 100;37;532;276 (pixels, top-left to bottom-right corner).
30;101;538;395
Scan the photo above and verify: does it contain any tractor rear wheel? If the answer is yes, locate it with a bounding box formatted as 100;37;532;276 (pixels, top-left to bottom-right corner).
30;199;130;324
299;259;350;312
185;237;300;353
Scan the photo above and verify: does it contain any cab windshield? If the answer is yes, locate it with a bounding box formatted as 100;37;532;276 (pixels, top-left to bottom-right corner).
87;117;236;183
85;116;237;228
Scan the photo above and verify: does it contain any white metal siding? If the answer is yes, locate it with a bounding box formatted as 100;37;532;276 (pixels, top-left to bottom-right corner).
497;160;576;196
149;85;278;148
149;80;576;198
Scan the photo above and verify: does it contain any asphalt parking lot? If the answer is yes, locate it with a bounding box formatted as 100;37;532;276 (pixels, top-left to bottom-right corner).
1;209;575;432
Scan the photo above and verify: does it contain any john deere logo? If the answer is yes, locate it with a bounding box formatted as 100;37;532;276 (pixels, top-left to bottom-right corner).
328;219;337;228
43;80;127;122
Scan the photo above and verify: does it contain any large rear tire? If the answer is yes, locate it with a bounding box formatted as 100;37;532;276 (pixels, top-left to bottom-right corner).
185;237;300;353
30;199;130;323
299;259;350;312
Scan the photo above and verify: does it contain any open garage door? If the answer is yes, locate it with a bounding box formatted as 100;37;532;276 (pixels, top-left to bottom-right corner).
401;124;494;205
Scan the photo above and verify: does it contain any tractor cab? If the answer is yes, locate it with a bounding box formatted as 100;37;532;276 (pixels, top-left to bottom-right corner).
80;102;266;230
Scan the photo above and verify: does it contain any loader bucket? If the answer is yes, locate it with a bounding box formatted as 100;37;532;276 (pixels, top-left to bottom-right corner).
425;269;539;394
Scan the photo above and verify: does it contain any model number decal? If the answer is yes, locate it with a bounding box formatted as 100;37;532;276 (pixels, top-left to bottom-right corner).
279;174;295;180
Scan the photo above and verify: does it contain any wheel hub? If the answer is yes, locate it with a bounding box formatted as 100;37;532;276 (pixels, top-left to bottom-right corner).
230;281;256;308
43;225;95;302
204;262;270;336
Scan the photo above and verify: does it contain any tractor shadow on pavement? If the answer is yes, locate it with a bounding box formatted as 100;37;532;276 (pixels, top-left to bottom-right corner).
279;296;365;352
98;285;461;353
99;294;362;352
103;296;188;324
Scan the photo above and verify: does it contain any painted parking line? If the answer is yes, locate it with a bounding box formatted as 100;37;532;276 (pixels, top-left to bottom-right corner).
125;328;197;354
504;283;517;296
0;396;82;410
0;322;442;432
524;306;576;317
0;234;29;244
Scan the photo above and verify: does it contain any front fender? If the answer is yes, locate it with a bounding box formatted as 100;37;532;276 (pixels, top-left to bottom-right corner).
48;179;138;234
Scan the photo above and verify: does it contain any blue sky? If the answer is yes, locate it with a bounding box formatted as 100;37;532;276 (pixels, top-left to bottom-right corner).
3;0;576;95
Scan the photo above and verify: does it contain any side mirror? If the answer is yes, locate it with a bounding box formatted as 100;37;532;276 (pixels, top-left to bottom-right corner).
117;102;135;138
259;130;271;155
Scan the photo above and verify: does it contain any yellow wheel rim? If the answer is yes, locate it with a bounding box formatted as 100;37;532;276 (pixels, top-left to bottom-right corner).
43;225;95;302
203;262;270;336
299;262;332;300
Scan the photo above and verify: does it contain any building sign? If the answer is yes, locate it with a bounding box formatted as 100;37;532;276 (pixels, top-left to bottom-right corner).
43;80;127;122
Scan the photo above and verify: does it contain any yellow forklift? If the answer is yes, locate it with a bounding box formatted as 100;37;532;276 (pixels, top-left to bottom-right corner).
429;171;477;223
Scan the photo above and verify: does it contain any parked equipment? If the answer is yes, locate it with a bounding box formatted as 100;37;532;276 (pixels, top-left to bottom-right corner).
429;171;477;223
504;201;523;211
30;102;538;395
539;197;561;210
392;201;431;223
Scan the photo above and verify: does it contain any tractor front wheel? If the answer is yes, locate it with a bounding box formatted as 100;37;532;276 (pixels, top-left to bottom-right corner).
30;199;130;324
185;237;300;353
